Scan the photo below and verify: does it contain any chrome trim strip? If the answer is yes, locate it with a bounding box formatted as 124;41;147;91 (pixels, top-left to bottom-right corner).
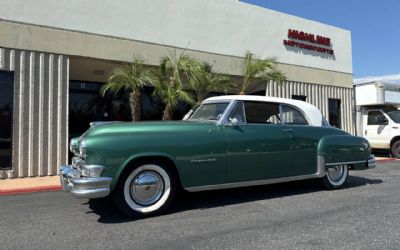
325;160;366;166
186;155;327;192
71;187;110;199
218;100;237;125
185;173;324;192
71;177;112;190
317;155;326;176
89;121;120;127
186;158;325;192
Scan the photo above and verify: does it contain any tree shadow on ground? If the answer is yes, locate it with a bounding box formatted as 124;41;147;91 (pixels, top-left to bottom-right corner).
86;175;382;224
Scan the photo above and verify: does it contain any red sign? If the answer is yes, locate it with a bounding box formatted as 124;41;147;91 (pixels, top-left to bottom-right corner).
283;29;334;55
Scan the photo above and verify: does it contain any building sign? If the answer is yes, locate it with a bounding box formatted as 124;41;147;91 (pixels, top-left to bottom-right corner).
283;29;334;55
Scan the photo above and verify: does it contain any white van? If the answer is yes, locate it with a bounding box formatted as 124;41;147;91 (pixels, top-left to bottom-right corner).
355;82;400;158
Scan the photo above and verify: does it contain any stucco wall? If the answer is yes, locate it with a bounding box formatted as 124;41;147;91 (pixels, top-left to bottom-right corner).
0;0;352;75
0;21;353;88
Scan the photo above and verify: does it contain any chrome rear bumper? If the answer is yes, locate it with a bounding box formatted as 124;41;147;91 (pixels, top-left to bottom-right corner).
368;154;376;169
60;165;112;199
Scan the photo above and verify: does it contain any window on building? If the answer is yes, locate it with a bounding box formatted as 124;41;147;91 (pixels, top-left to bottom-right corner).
0;71;14;170
281;105;308;125
249;90;267;96
69;82;172;137
292;95;307;101
328;99;341;128
69;80;134;137
367;111;388;125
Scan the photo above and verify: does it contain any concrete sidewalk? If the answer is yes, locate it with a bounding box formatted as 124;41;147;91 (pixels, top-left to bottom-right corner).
0;176;61;195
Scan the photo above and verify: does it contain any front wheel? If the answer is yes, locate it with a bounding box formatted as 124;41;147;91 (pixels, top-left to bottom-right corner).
321;164;349;190
390;140;400;159
113;161;176;218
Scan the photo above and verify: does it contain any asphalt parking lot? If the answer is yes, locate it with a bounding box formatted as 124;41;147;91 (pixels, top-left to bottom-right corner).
1;161;399;250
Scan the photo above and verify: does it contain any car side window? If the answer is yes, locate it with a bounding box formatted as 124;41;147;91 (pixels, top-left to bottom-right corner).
281;105;309;125
367;111;388;125
243;101;281;124
228;102;246;124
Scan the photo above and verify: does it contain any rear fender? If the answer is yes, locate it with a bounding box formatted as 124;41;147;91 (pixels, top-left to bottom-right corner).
317;135;371;170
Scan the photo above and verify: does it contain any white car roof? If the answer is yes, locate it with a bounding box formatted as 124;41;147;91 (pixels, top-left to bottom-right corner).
203;95;326;127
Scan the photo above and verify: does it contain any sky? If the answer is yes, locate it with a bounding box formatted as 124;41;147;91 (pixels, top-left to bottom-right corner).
241;0;400;83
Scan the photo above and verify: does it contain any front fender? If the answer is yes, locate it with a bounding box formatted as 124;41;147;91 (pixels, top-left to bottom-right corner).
109;152;180;191
317;135;371;169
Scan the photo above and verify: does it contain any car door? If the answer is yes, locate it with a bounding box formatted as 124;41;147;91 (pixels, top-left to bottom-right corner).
280;104;319;176
365;110;391;148
224;101;293;182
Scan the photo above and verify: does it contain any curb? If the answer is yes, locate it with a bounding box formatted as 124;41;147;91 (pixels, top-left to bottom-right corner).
375;158;398;163
0;185;62;196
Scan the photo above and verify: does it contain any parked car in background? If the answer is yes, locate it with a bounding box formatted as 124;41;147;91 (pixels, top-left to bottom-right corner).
61;95;375;218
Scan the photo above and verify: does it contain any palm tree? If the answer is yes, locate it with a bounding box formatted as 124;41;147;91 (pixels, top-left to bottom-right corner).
153;74;195;120
190;62;235;104
100;56;157;121
154;51;200;120
240;51;287;95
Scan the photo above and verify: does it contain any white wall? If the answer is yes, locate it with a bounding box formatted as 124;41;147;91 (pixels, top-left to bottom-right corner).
0;0;352;74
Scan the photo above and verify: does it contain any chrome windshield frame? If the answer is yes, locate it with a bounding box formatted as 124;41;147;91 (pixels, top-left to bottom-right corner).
188;100;236;125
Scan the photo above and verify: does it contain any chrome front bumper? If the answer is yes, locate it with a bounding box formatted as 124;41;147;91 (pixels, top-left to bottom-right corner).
368;154;376;169
60;164;112;199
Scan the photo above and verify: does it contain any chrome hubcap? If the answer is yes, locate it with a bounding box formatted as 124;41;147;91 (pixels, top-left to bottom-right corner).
130;171;164;206
328;165;345;182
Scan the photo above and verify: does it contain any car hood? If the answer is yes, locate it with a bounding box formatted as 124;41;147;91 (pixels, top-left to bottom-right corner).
84;120;219;138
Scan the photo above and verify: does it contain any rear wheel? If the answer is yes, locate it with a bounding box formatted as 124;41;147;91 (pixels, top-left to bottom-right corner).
390;140;400;159
113;161;176;218
321;164;349;190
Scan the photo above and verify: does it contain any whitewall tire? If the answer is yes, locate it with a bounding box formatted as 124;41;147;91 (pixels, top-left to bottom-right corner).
113;161;176;218
321;164;349;190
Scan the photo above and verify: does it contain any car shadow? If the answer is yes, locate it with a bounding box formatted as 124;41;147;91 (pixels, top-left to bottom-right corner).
86;175;383;224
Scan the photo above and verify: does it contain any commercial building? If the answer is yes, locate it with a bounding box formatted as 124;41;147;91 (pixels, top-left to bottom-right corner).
0;0;353;178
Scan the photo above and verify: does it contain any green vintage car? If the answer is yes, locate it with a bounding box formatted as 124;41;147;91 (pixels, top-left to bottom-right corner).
60;95;376;218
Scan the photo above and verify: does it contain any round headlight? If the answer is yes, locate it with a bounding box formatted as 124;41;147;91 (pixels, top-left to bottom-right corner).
79;139;87;158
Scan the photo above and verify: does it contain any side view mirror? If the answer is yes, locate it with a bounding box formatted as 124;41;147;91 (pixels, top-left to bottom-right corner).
228;117;239;126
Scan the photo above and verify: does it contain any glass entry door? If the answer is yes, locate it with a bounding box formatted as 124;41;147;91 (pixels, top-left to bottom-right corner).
0;71;13;170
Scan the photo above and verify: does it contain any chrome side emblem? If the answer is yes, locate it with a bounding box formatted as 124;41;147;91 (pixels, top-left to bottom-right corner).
190;158;216;163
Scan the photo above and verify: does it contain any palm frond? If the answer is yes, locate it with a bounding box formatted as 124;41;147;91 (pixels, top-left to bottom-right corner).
176;89;195;105
100;55;157;120
241;51;287;94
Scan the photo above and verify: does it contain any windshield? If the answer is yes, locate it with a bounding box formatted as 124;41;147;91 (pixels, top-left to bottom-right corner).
189;102;230;121
386;111;400;123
